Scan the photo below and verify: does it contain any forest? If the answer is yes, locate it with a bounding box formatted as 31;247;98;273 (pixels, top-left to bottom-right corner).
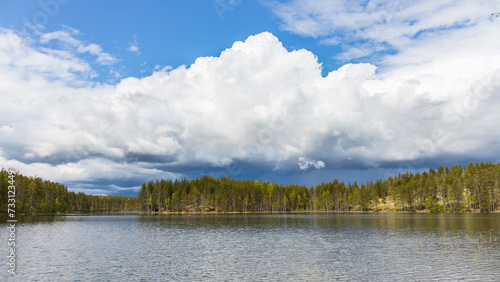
137;162;500;213
1;162;499;214
0;169;139;213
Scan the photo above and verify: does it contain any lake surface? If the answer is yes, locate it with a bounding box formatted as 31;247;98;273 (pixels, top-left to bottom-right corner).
2;213;500;281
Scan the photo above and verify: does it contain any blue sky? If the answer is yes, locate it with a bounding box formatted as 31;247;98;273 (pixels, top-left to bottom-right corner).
0;0;344;81
1;0;500;196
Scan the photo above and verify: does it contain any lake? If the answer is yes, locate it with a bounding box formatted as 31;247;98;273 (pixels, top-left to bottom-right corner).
2;213;500;281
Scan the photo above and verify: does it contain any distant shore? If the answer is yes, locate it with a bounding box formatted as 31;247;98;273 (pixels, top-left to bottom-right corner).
141;209;500;215
3;210;500;217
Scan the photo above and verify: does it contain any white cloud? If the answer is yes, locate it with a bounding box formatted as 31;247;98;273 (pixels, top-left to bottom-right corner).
39;29;118;66
0;23;499;191
40;30;81;46
269;0;500;60
67;183;141;196
1;125;13;132
128;35;140;54
0;154;180;194
298;157;326;170
75;43;118;65
95;52;119;65
77;43;118;65
77;43;102;54
128;45;139;54
0;28;92;86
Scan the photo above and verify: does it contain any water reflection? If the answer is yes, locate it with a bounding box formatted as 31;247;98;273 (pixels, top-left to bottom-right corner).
130;213;500;236
1;213;499;281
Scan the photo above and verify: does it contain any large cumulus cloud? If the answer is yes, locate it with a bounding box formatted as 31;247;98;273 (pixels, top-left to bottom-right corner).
1;23;499;194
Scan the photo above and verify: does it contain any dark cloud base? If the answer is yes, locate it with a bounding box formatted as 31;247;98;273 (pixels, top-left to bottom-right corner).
64;154;500;197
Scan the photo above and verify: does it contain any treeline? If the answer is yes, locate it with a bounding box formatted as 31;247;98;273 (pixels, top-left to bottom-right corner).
2;162;499;214
138;162;500;213
0;169;139;214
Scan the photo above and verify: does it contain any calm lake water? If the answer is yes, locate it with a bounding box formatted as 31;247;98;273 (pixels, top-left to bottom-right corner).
2;213;500;281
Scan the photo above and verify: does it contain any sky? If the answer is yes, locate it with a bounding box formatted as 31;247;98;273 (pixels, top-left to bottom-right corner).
1;0;500;196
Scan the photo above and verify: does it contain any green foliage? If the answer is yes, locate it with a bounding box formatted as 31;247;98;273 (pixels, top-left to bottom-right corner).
137;162;500;213
0;169;139;214
2;161;500;214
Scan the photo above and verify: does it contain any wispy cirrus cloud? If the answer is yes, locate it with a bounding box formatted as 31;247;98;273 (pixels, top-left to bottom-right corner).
0;27;92;82
128;35;140;54
40;29;81;46
268;0;500;61
39;26;119;66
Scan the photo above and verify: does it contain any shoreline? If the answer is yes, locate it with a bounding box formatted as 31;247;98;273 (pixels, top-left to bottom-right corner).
3;209;499;216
